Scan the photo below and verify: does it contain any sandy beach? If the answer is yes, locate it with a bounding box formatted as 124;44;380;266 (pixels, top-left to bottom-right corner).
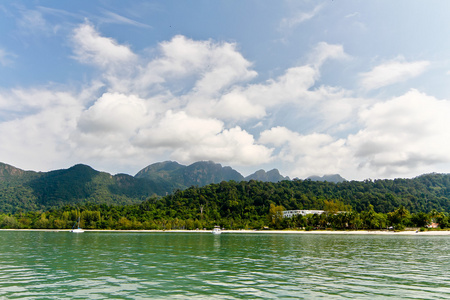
1;228;450;235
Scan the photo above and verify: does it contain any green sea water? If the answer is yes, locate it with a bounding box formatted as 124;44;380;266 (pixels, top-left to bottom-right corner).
0;231;449;299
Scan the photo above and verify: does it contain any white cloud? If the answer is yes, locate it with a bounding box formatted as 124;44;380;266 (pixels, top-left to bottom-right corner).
211;92;266;121
171;126;274;166
259;126;350;178
257;89;450;179
348;89;450;176
192;41;257;96
360;59;430;90
133;110;224;148
137;35;257;95
308;42;350;69
0;88;85;171
228;42;349;114
72;22;137;69
244;65;318;107
131;111;273;166
183;64;320;122
78;92;149;134
0;87;84;117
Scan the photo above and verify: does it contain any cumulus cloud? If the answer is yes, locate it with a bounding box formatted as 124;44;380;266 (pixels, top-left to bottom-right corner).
0;88;85;170
255;88;450;179
171;126;274;166
211;92;266;121
243;65;317;108
72;22;137;69
137;35;257;95
0;87;85;120
360;59;430;90
259;126;350;178
133;111;224;148
78;92;149;134
348;89;450;176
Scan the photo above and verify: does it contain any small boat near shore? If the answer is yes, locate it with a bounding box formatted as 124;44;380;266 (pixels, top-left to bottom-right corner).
212;226;222;235
71;217;84;233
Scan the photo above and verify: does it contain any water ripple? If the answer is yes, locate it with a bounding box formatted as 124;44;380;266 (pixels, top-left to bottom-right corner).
0;232;449;299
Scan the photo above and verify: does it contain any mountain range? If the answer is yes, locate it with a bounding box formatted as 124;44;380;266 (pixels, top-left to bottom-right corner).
135;161;291;186
306;174;347;183
0;160;298;213
2;161;450;216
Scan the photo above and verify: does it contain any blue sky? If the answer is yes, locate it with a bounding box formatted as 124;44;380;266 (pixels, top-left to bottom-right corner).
1;0;450;180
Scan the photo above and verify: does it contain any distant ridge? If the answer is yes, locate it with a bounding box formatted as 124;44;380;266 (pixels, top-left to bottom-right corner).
307;174;346;183
135;160;244;188
245;169;289;182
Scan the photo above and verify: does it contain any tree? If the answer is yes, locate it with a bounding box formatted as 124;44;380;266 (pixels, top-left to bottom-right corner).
0;215;19;228
388;205;410;229
436;212;449;229
324;199;351;215
410;212;429;227
269;203;284;229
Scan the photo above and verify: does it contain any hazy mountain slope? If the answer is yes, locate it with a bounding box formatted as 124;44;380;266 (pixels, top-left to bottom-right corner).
245;169;289;182
307;174;347;183
0;162;41;185
134;161;186;190
135;161;244;189
183;161;244;187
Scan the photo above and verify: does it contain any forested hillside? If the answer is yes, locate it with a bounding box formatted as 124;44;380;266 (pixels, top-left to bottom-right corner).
0;164;159;213
139;174;450;220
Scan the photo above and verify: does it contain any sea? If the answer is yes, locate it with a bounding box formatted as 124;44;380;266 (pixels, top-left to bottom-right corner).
0;231;449;299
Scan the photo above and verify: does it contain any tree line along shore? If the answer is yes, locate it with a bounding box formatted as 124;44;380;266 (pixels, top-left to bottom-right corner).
0;200;448;232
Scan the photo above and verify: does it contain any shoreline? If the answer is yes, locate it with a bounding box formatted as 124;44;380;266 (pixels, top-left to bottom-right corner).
1;228;449;235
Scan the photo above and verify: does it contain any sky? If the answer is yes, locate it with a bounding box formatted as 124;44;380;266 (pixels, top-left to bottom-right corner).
1;0;450;181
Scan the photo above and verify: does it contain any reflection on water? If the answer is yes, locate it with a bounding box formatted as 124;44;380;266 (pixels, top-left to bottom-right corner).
0;231;449;299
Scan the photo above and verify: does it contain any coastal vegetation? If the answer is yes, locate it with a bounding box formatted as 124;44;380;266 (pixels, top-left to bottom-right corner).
0;201;448;231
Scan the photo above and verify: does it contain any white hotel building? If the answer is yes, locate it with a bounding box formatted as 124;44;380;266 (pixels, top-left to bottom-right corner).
282;210;325;218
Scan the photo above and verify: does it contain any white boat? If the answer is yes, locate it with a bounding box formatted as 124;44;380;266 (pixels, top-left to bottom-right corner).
71;217;84;233
212;226;222;235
